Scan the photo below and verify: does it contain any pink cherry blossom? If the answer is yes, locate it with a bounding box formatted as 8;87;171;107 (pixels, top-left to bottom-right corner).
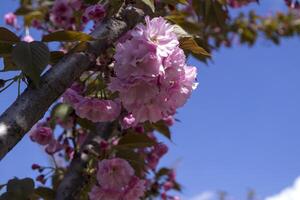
62;88;83;107
30;124;53;145
121;114;136;129
97;158;134;190
123;176;146;200
75;98;121;122
147;143;168;170
50;0;82;30
45;139;63;155
82;4;106;24
88;186;122;200
109;16;197;123
4;12;18;28
62;87;121;122
133;16;179;57
163;116;175;126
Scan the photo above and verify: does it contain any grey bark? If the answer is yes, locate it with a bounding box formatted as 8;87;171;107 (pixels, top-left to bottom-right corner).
0;5;144;161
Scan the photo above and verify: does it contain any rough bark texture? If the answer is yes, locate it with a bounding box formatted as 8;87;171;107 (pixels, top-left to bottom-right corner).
0;5;144;161
56;122;116;200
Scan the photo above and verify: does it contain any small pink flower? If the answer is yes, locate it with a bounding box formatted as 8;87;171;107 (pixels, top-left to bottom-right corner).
4;12;18;28
62;88;83;107
163;181;174;191
121;114;136;129
50;0;75;29
97;158;134;189
147;143;168;170
123;176;146;200
31;164;41;170
133;16;179;57
30;124;53;145
163;116;175;126
45;139;63;155
63;85;121;122
88;186;122;200
82;4;106;23
75;98;121;122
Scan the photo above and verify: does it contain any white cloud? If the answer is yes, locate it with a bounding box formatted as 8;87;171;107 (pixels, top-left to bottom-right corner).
266;177;300;200
189;191;217;200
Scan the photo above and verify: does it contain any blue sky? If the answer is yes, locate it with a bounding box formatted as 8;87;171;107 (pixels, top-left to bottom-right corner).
1;0;300;199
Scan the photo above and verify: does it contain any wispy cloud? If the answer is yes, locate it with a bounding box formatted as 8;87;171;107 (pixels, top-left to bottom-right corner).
188;191;217;200
266;177;300;200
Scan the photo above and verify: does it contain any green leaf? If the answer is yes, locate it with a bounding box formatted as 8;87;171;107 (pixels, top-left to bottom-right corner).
50;103;73;123
50;51;65;65
42;31;95;42
173;181;182;191
0;43;13;56
162;0;188;5
2;55;20;71
12;41;50;86
173;24;190;38
165;14;201;35
35;187;55;200
51;169;65;191
6;178;35;200
141;0;155;12
0;27;20;43
24;11;43;26
15;6;34;15
152;120;171;140
117;132;156;148
155;167;171;178
212;2;227;28
77;118;96;131
180;37;210;57
116;149;146;177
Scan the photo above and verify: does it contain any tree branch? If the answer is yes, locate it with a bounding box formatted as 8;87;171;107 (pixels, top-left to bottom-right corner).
0;5;144;160
55;122;116;200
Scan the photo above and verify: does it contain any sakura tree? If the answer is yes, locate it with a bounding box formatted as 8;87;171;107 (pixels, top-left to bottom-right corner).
0;0;299;199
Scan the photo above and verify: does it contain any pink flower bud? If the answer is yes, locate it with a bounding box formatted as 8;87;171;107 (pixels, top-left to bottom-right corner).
45;139;63;155
121;114;136;129
30;125;53;146
36;174;45;184
82;4;105;23
31;164;41;170
163;181;174;191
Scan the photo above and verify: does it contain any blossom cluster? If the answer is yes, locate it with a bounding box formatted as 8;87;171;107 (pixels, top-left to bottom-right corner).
63;85;121;122
29;123;62;154
109;16;197;124
50;0;105;30
89;158;145;200
50;0;83;30
82;4;106;24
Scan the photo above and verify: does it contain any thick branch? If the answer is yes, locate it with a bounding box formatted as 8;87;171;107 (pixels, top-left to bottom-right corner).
56;122;116;200
0;5;144;160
